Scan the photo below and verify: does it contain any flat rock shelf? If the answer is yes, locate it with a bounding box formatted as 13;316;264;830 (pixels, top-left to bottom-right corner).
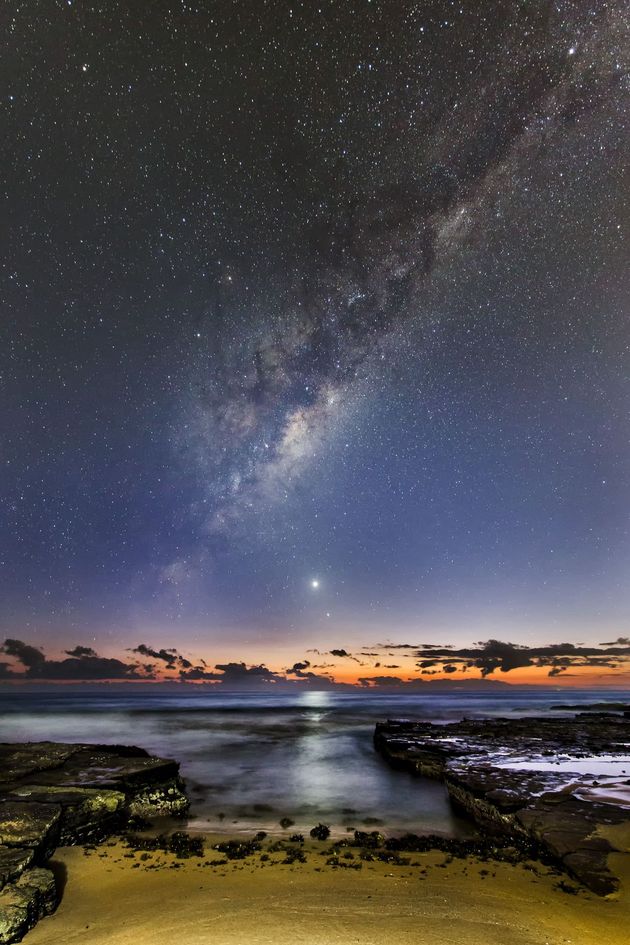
374;712;630;896
0;742;188;944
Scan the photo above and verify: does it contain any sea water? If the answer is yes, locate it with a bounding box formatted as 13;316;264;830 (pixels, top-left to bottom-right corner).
0;687;625;836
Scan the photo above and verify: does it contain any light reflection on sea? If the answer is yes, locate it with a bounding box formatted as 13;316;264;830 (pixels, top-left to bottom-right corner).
0;687;625;836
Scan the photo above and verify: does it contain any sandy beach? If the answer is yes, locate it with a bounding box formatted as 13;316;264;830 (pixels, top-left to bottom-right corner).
25;828;630;945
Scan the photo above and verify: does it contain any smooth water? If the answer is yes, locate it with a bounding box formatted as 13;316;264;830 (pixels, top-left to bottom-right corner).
0;687;625;836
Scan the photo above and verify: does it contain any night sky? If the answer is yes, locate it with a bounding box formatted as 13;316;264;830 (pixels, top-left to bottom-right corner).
1;1;629;685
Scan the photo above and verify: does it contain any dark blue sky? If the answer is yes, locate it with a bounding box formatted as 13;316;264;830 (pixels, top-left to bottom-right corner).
1;1;628;682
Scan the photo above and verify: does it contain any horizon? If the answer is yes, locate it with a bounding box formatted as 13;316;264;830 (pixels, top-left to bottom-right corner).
2;635;630;688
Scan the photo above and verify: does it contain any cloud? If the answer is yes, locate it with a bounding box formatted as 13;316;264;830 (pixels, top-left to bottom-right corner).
215;662;278;680
3;634;629;687
178;667;220;682
179;661;286;687
65;645;98;658
1;639;146;681
285;660;313;678
373;643;420;650
130;644;193;670
358;675;413;688
409;639;630;677
2;639;45;671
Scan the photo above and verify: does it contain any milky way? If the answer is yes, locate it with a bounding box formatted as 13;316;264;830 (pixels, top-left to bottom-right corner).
1;1;628;668
179;0;626;552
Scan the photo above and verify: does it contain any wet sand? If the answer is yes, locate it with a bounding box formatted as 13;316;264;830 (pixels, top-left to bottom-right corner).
25;830;630;945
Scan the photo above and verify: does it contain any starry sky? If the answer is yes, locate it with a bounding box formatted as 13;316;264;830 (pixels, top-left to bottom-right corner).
1;1;629;686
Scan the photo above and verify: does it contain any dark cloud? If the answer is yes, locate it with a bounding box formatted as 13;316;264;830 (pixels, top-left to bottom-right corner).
411;639;630;677
179;660;337;688
329;648;361;664
65;645;98;658
358;675;412;688
1;638;145;680
178;667;220;682
215;662;278;680
418;657;469;668
285;660;313;678
1;639;45;670
32;657;146;681
130;643;192;670
179;662;286;687
373;643;420;649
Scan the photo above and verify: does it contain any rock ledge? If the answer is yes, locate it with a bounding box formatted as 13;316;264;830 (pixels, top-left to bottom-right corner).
0;742;188;943
375;713;630;895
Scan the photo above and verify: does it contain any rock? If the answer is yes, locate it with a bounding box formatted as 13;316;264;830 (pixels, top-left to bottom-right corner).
352;830;384;848
125;831;204;858
0;742;189;840
374;714;630;895
0;805;60;858
213;838;262;859
0;868;57;945
0;741;190;942
2;787;125;845
127;782;188;819
0;850;33;892
0;744;78;785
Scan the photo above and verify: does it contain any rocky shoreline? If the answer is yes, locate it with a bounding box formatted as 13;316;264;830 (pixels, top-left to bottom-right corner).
0;742;188;944
374;711;630;896
3;713;630;942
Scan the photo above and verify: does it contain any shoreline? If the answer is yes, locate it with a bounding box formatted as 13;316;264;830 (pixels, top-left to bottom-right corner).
25;831;630;945
3;709;630;942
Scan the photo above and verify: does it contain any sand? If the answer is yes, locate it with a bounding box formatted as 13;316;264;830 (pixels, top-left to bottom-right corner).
25;833;630;945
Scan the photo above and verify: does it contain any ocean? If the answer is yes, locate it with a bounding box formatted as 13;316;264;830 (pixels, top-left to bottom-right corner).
0;687;625;837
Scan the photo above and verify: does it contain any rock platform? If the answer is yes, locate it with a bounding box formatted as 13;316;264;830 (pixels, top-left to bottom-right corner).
375;713;630;896
0;742;188;943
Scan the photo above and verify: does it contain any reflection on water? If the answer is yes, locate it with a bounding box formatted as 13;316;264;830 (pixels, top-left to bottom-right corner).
0;687;622;836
